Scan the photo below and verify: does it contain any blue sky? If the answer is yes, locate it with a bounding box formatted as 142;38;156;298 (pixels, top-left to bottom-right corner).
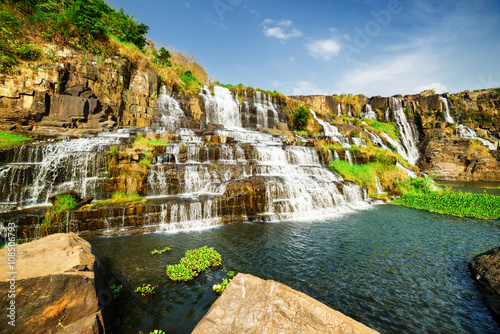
107;0;500;97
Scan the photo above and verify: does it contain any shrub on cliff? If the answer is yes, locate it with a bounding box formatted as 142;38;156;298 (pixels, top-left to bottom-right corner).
293;106;312;130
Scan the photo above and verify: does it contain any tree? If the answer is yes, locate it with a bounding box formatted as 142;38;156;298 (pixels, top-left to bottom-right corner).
293;106;311;130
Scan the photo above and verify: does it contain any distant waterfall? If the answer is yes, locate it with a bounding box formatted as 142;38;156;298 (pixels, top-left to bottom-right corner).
361;104;377;120
157;86;185;128
309;109;352;148
440;97;455;124
456;125;496;150
390;98;419;165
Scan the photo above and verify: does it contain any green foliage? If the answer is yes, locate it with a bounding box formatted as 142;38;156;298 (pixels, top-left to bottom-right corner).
360;118;399;141
0;131;32;149
293;106;311;130
39;195;78;237
151;247;171;255
427;110;433;116
482;186;500;189
295;130;308;136
110;284;122;299
82;191;145;209
392;190;500;219
102;7;149;49
166;246;222;282
154;47;172;67
180;70;203;93
212;271;236;294
135;284;157;296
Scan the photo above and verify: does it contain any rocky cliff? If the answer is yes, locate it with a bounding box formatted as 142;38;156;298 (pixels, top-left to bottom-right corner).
294;90;500;180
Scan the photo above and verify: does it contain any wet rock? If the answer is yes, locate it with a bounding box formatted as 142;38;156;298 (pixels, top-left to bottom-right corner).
469;247;500;321
193;273;379;334
0;233;106;334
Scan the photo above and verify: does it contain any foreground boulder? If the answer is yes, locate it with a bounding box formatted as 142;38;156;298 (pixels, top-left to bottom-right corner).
0;233;106;333
469;246;500;321
193;273;379;334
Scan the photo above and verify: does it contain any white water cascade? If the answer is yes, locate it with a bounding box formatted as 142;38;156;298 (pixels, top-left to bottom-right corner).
440;97;455;124
375;176;386;194
0;133;131;212
309;109;352;148
361;104;377;120
456;125;496;150
157;86;185;128
200;86;242;128
390;98;420;165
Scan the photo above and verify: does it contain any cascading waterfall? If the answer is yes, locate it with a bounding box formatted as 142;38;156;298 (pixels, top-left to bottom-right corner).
337;103;342;116
375;176;386;194
0;134;128;212
157;86;185;128
309;109;351;148
200;86;241;128
345;150;353;165
361;104;377;120
390;98;420;165
456;125;496;150
440;97;455;124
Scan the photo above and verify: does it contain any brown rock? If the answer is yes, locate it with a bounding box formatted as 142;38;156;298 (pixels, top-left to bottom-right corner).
193;273;379;334
0;233;106;334
469;247;500;320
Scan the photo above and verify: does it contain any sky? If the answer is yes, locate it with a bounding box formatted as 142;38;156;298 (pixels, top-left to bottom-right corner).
107;0;500;97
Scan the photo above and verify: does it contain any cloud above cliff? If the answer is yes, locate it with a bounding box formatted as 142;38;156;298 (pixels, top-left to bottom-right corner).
306;38;342;61
262;19;302;40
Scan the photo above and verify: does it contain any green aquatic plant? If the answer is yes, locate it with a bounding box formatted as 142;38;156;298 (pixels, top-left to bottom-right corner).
391;190;500;219
151;247;171;255
166;246;222;282
135;284;157;296
110;284;122;299
212;271;236;294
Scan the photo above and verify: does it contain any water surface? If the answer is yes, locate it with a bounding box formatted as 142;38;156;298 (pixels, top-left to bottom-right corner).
91;204;500;334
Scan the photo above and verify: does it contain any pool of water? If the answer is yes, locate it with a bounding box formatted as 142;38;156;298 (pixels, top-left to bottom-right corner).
438;181;500;196
91;204;500;334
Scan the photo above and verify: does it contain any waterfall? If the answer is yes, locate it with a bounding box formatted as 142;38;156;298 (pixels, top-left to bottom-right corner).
333;150;340;160
361;104;377;120
345;150;353;165
375;176;386;194
456;125;496;150
440;97;455;124
0;134;128;211
251;91;279;129
397;162;417;178
337;104;342;116
309;109;351;148
390;98;419;165
200;86;242;128
157;86;185;128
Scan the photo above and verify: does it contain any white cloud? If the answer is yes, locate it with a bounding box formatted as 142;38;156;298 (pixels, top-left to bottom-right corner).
273;81;328;96
262;19;302;40
307;38;342;61
415;82;448;94
185;2;190;8
335;53;445;96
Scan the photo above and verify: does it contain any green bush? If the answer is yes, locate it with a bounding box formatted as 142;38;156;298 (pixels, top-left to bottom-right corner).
293;106;311;130
154;47;172;67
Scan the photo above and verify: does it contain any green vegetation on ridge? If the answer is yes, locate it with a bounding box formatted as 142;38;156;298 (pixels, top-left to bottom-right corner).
0;131;32;149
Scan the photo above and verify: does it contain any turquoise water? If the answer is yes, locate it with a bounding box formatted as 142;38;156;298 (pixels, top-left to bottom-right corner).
91;204;500;334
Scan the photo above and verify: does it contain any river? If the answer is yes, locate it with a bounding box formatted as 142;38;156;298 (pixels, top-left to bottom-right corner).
91;204;500;334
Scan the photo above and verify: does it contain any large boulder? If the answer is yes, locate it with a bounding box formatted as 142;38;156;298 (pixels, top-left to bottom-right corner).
0;233;107;334
192;273;379;334
469;246;500;320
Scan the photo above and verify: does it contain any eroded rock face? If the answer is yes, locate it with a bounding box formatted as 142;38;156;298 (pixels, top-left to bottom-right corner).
469;247;500;320
0;233;106;334
192;273;379;334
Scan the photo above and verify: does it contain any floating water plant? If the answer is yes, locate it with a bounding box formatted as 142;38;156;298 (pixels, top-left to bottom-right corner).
110;284;122;299
135;284;157;296
212;271;236;294
166;246;222;281
391;190;500;219
151;247;171;255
